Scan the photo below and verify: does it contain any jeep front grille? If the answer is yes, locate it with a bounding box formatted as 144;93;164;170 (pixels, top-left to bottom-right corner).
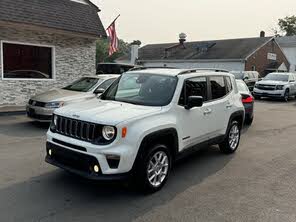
55;116;99;142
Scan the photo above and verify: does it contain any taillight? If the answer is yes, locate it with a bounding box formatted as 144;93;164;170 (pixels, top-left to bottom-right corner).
241;94;253;103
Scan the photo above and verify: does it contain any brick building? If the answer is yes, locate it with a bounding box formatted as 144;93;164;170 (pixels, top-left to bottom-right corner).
0;0;106;106
123;35;290;77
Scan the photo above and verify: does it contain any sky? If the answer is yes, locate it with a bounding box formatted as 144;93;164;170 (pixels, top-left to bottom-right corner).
91;0;296;45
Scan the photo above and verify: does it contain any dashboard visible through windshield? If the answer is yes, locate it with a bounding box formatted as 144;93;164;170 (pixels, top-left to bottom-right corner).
101;73;178;106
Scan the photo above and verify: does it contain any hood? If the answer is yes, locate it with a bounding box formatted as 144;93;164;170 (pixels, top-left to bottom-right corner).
55;99;162;125
31;89;92;103
258;80;288;85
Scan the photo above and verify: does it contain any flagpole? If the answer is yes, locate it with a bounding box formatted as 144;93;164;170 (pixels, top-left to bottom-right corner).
106;14;121;30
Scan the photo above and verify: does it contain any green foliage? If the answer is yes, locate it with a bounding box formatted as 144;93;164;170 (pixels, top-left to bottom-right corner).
275;16;296;36
96;38;130;64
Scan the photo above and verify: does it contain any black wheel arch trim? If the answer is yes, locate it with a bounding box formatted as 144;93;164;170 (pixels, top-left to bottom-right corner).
132;128;179;173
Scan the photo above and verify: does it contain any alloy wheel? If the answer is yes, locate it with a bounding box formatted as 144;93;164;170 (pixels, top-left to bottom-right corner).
228;124;240;150
147;151;169;187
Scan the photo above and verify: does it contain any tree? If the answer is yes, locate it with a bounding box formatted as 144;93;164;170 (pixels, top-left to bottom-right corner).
275;16;296;36
96;38;130;64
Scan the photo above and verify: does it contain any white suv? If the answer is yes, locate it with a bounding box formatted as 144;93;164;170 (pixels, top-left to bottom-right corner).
46;68;245;192
253;72;296;101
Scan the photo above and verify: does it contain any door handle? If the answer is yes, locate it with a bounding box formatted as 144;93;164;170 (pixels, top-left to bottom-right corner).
226;104;232;109
203;108;212;115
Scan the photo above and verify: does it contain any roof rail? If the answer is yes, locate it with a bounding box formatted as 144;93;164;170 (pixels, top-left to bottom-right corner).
178;68;229;75
129;66;178;71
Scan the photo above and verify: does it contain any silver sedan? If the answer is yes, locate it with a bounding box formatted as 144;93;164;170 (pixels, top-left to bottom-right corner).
26;74;119;122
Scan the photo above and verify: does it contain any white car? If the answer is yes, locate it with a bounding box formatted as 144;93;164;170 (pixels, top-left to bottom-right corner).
253;72;296;101
26;75;119;122
46;68;245;192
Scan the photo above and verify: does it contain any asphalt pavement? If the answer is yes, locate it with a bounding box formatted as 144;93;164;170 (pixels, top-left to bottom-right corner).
1;100;296;222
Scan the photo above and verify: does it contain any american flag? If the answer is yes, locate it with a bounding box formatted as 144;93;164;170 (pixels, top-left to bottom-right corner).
107;22;118;56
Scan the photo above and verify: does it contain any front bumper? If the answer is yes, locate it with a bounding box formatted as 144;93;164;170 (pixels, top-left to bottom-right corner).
26;104;54;122
46;130;138;178
253;88;285;98
46;142;130;181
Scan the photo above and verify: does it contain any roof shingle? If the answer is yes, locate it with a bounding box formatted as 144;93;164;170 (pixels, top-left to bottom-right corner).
137;37;273;61
0;0;106;37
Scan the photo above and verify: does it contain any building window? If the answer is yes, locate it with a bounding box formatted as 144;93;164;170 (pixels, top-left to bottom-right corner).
1;41;54;80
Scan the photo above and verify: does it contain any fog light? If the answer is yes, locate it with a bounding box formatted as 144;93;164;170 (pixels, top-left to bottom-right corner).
48;149;52;156
93;165;100;173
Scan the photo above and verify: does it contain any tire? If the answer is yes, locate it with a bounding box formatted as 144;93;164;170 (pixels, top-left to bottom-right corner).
283;89;289;102
134;144;172;193
245;116;253;125
219;120;241;154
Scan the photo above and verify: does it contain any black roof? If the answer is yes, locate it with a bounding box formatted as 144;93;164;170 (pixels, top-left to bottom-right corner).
137;37;273;61
0;0;106;37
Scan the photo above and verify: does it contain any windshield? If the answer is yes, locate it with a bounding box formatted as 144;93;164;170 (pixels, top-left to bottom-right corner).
63;77;100;92
264;74;289;82
101;73;178;106
236;81;249;92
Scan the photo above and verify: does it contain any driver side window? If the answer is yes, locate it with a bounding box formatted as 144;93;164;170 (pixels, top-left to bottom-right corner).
179;77;208;106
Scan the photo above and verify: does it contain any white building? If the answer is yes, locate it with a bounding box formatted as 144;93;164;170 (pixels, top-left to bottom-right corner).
277;36;296;72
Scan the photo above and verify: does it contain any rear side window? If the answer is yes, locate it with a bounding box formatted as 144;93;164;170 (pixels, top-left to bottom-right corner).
225;76;232;93
179;77;208;106
210;76;227;100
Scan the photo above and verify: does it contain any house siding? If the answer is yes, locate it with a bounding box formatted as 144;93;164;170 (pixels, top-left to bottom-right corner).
0;25;96;106
245;39;290;76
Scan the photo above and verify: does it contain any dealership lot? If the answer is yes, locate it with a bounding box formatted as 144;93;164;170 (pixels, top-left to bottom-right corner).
1;100;296;222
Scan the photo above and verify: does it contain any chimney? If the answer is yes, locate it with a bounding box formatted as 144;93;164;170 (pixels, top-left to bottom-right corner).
179;33;187;45
130;40;141;65
260;31;265;38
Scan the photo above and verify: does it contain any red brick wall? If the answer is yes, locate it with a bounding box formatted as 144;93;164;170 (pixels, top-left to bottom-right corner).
245;39;290;77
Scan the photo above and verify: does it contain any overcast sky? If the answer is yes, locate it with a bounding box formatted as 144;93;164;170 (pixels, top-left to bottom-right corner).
91;0;296;45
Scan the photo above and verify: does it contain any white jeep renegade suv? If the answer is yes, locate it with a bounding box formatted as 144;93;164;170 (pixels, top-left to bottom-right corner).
46;68;245;192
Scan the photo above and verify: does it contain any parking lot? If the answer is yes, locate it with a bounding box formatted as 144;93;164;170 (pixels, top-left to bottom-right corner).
1;100;296;222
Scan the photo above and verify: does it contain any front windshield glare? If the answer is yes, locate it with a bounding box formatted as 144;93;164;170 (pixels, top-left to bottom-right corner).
101;73;178;106
264;74;289;82
63;77;99;92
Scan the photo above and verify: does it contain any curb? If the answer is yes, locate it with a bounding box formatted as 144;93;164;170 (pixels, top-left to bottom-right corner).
0;110;26;116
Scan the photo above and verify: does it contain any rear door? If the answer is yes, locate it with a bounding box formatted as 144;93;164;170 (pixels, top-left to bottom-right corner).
205;75;233;138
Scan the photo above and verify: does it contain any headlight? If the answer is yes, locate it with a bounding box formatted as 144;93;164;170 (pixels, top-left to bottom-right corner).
50;115;58;132
53;115;58;126
45;101;64;108
276;85;284;90
102;126;116;141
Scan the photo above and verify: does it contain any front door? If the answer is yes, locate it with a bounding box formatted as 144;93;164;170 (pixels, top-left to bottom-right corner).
176;76;211;151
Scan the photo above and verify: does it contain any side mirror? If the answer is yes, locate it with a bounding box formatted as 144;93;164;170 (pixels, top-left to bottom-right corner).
185;96;203;110
94;88;105;94
243;76;249;81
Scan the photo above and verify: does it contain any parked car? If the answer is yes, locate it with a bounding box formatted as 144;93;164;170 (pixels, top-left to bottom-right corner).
236;80;254;125
231;71;260;91
26;75;119;122
96;63;138;75
46;68;245;192
253;72;296;102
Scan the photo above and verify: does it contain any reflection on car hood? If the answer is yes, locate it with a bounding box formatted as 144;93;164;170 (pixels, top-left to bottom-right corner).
30;89;92;103
258;80;288;85
55;99;162;125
